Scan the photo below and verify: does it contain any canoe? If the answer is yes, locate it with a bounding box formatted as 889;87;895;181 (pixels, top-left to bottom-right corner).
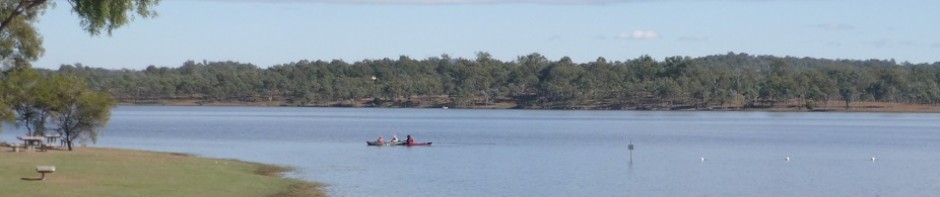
366;141;432;146
403;142;432;146
366;141;401;146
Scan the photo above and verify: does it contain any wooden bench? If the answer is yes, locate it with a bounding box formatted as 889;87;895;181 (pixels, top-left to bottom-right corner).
36;166;55;180
41;143;58;151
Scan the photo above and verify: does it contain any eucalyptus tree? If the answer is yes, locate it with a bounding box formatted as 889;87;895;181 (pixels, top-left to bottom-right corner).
507;53;547;107
833;69;860;109
45;75;116;150
0;0;156;144
0;95;11;134
537;57;584;108
3;68;52;136
760;59;796;106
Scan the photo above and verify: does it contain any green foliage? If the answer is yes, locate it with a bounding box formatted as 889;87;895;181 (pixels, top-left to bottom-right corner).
3;68;49;136
0;70;116;150
0;89;12;134
0;0;158;68
538;57;585;108
0;0;48;68
0;0;146;146
44;75;117;150
44;53;940;110
68;0;159;35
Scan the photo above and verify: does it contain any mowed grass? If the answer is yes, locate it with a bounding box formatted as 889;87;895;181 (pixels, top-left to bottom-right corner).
0;147;324;197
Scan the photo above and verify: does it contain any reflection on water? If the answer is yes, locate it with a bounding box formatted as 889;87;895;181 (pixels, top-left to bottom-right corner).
3;106;940;196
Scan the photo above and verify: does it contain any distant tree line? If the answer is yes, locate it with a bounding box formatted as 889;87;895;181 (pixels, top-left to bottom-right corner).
47;52;940;110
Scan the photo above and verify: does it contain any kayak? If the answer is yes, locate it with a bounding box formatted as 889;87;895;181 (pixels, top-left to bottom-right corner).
366;141;401;146
366;141;432;146
403;142;432;146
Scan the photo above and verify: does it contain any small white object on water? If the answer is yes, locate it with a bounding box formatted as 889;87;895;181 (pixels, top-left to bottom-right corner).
871;157;876;162
785;156;790;162
700;157;706;162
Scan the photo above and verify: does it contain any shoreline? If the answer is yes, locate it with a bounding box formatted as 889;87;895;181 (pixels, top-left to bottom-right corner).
0;146;325;197
119;99;940;113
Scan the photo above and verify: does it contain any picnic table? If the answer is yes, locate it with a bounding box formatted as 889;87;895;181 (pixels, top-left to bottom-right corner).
45;133;61;144
17;136;53;151
14;134;59;151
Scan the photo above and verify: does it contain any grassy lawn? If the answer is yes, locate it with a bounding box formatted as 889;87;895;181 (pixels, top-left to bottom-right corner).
0;147;324;197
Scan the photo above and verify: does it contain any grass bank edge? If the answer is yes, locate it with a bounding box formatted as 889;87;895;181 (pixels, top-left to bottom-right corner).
0;146;326;197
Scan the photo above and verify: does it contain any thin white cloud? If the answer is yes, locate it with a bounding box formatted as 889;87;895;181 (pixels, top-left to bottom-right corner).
814;23;855;30
618;30;660;40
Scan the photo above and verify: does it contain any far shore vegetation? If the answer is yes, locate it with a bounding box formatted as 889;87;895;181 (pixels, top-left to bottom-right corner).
44;52;940;112
0;147;324;197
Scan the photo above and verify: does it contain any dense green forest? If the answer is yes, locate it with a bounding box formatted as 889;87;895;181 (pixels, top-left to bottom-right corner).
46;52;940;110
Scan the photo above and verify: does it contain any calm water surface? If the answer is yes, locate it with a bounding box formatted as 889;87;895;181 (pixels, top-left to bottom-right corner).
4;106;940;196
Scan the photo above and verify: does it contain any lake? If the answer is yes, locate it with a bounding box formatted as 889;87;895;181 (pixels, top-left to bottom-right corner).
3;106;940;196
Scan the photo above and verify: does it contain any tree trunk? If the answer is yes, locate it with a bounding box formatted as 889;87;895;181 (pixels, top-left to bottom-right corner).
65;134;73;151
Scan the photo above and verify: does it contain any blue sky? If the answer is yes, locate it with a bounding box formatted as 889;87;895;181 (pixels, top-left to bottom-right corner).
33;0;940;69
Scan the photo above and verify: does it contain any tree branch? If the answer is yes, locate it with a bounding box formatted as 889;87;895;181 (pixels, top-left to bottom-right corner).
0;0;47;33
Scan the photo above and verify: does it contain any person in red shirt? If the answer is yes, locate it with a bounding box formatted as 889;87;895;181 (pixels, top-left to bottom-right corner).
405;135;414;145
375;136;384;144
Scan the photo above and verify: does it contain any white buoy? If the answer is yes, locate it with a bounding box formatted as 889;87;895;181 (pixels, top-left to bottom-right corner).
871;157;876;162
700;157;706;162
785;156;790;162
